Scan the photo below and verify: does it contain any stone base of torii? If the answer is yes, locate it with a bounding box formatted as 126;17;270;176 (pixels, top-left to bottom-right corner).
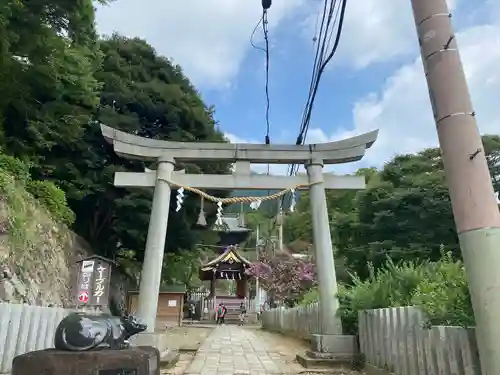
100;124;378;360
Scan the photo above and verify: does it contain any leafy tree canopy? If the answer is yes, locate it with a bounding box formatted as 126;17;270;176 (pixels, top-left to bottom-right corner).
284;135;500;279
1;1;230;272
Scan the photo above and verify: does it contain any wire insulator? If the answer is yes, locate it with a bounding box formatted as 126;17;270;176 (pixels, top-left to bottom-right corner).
262;0;272;10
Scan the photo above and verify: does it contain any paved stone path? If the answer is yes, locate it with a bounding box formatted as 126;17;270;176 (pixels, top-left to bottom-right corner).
184;325;296;375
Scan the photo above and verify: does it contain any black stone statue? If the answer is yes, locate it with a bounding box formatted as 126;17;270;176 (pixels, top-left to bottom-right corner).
54;312;147;351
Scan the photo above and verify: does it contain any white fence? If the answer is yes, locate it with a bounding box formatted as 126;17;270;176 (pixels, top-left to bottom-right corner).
261;302;321;339
261;304;482;375
0;303;98;374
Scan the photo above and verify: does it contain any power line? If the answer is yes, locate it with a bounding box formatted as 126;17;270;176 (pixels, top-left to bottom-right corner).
250;15;266;53
296;0;347;147
262;10;271;145
250;5;272;145
280;0;348;214
250;1;273;225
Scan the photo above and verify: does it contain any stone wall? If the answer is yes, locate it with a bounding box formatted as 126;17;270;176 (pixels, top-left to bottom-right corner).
0;193;134;309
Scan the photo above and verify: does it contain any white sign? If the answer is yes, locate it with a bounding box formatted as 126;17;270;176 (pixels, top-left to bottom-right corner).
93;265;107;303
81;260;95;272
168;300;177;307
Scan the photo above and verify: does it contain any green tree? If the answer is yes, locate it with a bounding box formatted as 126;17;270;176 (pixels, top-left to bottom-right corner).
284;135;500;279
62;35;230;260
0;0;102;168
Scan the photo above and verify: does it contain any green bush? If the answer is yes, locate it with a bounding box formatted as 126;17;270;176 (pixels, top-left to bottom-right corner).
0;154;30;184
26;179;75;225
411;253;473;327
299;253;473;334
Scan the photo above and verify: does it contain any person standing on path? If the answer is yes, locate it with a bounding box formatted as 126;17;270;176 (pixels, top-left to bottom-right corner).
238;302;247;326
215;303;226;325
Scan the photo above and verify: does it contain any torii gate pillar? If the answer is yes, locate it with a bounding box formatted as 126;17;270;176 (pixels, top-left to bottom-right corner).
137;157;174;331
307;160;342;335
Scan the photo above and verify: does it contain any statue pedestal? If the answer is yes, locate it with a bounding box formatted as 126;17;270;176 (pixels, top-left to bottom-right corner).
12;346;160;375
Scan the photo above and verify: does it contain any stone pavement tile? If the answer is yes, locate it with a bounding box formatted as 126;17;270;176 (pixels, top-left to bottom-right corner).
185;324;322;375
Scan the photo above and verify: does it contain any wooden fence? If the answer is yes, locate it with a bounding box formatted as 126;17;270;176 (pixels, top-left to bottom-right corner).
261;305;482;375
0;303;98;374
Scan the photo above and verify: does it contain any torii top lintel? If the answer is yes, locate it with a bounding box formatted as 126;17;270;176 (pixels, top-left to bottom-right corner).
100;125;378;165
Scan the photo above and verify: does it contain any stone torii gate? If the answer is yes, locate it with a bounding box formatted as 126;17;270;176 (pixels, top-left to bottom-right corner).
100;124;377;351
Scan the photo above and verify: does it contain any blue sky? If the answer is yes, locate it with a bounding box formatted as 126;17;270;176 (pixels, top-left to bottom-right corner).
96;0;500;175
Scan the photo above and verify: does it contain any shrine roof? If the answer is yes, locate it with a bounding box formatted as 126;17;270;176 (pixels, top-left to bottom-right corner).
200;245;252;271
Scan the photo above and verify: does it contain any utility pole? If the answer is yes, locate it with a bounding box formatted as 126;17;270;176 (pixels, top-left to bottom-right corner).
255;224;260;312
410;1;500;373
277;209;283;253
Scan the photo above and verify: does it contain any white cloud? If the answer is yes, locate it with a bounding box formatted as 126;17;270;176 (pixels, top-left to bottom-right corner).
95;0;304;89
302;0;457;69
224;132;294;175
224;131;359;176
316;21;500;170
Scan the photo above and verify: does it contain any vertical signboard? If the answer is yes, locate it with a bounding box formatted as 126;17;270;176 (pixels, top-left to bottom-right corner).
75;257;113;307
76;260;95;305
90;258;111;306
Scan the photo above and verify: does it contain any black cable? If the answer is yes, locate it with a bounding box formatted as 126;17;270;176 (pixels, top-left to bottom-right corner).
250;9;271;145
297;0;347;146
284;0;334;183
250;15;266;53
262;10;271;145
285;0;334;180
281;0;347;212
296;0;338;145
297;0;330;146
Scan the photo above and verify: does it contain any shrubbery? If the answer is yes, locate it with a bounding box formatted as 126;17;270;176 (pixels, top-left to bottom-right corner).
0;153;31;183
0;153;75;225
26;180;75;225
299;252;473;334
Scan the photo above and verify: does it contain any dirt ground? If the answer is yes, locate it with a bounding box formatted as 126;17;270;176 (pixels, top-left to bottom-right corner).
161;325;213;375
162;325;214;351
253;328;367;375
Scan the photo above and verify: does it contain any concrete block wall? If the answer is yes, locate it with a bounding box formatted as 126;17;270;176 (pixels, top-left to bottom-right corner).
0;302;98;374
261;304;482;375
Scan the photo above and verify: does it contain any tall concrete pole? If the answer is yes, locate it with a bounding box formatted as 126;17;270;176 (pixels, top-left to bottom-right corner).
137;157;175;332
255;224;261;311
410;1;500;373
306;160;342;335
278;215;283;252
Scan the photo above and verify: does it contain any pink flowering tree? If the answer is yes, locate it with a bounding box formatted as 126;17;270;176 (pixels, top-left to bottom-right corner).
246;251;316;305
